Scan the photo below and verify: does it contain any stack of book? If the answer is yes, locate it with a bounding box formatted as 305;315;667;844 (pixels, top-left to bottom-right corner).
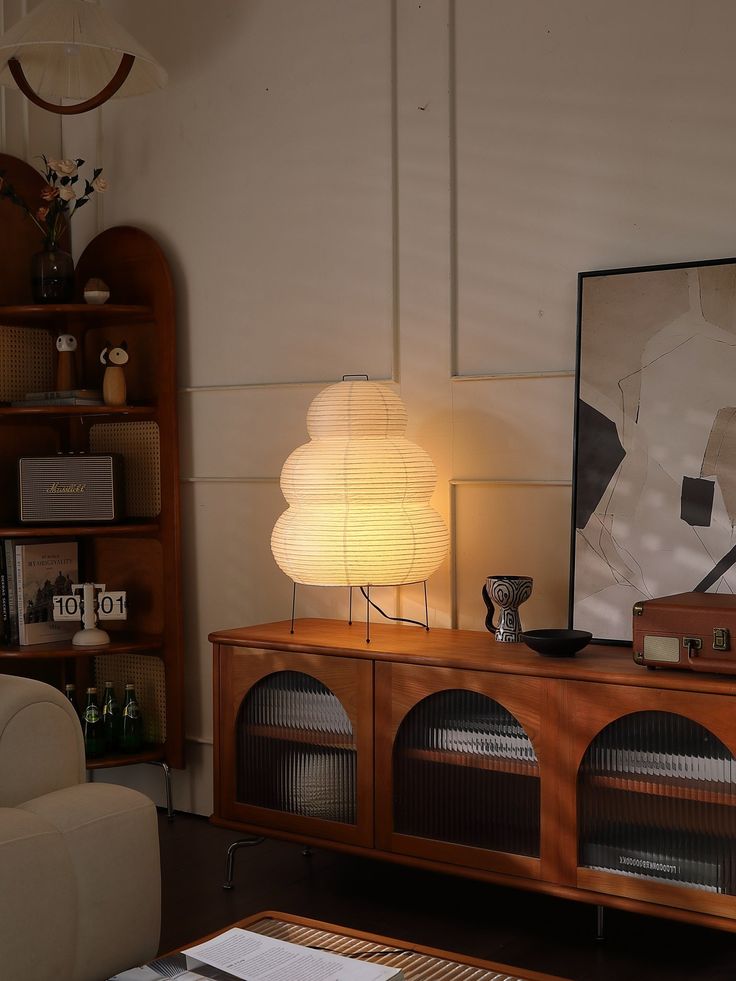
581;832;726;893
0;538;78;646
11;389;103;407
426;718;537;763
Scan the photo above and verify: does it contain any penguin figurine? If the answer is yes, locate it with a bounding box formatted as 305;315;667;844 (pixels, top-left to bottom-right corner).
55;333;78;391
100;342;129;406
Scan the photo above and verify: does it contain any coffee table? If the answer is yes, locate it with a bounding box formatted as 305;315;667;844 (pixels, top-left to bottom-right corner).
152;911;572;981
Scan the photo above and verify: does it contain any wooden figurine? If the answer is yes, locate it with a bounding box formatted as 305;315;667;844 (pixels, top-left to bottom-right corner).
100;342;129;406
55;333;78;391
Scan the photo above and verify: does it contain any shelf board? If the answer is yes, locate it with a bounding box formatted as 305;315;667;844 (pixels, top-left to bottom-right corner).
0;519;160;538
588;773;736;807
404;746;539;778
0;304;153;327
86;742;166;770
0;404;156;418
0;633;163;660
244;723;356;749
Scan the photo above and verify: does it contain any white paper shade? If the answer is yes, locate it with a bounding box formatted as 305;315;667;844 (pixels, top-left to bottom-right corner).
0;0;167;101
271;380;449;586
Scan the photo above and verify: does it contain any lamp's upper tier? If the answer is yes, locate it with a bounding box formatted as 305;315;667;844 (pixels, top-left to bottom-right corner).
307;380;407;438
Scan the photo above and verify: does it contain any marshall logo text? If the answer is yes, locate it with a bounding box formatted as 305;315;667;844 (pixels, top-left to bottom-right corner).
46;482;87;494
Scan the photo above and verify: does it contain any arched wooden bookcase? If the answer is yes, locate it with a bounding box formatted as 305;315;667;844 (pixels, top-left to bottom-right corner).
0;153;184;782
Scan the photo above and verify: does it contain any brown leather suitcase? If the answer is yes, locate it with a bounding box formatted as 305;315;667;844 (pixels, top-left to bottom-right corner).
633;592;736;674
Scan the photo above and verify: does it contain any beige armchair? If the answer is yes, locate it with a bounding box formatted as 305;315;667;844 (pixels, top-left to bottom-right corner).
0;675;161;981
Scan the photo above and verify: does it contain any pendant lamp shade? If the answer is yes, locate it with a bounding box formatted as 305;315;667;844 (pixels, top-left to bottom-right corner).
0;0;166;114
271;380;449;587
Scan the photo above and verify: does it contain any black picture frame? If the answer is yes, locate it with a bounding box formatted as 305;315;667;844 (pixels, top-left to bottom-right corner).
570;255;736;644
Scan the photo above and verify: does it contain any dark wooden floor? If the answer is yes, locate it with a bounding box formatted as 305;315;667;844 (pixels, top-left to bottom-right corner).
158;812;736;981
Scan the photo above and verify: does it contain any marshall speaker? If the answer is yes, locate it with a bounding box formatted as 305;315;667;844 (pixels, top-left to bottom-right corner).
18;454;125;523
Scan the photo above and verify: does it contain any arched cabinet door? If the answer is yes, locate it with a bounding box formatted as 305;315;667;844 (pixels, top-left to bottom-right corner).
375;662;543;878
214;646;373;846
578;711;736;896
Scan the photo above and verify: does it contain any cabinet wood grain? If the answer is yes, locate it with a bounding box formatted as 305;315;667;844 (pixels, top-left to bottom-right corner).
211;618;736;932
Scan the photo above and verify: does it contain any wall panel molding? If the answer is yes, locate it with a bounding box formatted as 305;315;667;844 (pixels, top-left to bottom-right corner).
450;478;572;629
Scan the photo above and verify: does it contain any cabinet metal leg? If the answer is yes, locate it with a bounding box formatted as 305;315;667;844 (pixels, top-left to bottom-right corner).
596;904;605;941
147;760;174;820
223;836;265;889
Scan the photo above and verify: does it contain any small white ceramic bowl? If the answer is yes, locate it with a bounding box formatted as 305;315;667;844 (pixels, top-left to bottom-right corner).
84;290;110;305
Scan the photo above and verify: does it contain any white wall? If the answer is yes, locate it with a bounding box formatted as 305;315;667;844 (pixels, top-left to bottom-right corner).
6;0;736;814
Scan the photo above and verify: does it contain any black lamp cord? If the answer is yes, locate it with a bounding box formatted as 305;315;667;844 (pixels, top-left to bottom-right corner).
359;585;429;630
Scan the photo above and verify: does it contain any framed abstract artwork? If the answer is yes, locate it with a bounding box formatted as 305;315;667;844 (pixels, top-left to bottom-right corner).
570;256;736;643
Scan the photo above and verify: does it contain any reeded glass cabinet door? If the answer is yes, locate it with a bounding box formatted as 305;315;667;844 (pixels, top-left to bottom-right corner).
238;670;357;823
393;689;540;857
578;711;736;894
216;647;373;846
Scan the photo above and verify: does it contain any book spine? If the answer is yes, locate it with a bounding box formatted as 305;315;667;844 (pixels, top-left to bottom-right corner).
0;541;8;644
581;841;723;892
11;398;104;406
3;540;18;644
24;390;100;401
15;546;27;646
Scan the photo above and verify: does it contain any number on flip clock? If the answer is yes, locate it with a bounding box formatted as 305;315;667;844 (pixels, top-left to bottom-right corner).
97;591;127;621
53;594;82;621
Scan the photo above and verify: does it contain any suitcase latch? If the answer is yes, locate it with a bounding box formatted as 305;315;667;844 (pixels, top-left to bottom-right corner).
683;636;702;659
713;627;731;651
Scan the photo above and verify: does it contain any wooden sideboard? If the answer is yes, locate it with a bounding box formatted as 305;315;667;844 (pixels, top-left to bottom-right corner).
210;617;736;932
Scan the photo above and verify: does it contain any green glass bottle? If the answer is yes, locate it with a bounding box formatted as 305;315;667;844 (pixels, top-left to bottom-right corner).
102;681;121;751
120;683;144;753
64;682;79;718
82;687;105;759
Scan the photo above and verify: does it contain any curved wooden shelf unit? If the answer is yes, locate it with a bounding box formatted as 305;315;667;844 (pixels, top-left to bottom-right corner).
0;154;184;772
85;743;166;770
0;634;163;660
0;303;153;328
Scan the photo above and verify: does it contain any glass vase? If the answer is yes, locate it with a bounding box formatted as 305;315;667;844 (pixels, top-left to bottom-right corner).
31;243;75;303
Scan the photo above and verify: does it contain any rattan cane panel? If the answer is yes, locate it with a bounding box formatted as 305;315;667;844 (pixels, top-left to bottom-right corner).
93;653;167;743
89;421;161;517
247;917;534;981
0;326;54;400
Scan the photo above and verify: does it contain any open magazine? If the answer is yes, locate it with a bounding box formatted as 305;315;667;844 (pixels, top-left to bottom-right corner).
110;927;405;981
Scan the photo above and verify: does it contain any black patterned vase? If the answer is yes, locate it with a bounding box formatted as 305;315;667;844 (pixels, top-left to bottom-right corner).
482;575;534;642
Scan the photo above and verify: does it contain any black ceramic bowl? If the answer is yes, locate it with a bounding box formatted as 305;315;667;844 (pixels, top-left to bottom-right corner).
521;628;593;658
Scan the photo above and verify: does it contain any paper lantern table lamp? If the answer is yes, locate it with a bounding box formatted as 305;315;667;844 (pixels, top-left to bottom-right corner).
271;377;449;640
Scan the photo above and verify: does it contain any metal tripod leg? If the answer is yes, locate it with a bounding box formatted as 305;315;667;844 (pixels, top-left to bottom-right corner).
596;904;605;941
223;836;265;889
147;760;174;820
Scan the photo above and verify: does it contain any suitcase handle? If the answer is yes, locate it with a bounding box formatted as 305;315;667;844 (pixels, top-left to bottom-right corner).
685;640;736;675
